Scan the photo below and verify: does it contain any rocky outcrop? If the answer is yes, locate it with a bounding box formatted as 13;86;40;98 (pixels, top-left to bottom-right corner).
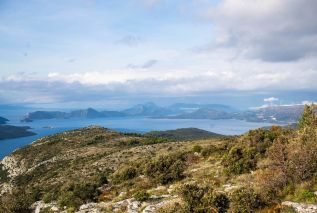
1;156;26;178
282;201;317;213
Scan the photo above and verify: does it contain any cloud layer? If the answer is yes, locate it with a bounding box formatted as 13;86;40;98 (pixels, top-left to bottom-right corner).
0;0;316;106
203;0;317;62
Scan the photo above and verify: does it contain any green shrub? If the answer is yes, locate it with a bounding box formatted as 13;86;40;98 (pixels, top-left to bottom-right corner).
292;188;316;203
145;153;186;184
0;165;9;183
0;188;33;213
55;182;99;209
156;203;186;213
222;145;257;175
298;104;317;129
201;145;217;157
192;145;203;153
180;183;206;212
112;166;138;183
73;183;99;201
230;187;264;213
98;173;109;185
204;192;230;213
43;191;58;203
180;183;229;213
133;190;150;201
57;191;80;209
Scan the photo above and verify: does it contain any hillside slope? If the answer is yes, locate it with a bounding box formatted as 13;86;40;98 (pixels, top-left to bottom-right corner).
1;105;317;213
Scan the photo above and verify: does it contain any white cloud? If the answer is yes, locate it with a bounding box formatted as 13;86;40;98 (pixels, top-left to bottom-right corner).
264;97;279;102
202;0;317;62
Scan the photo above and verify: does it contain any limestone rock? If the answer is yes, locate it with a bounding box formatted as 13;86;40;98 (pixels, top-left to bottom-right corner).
282;201;317;213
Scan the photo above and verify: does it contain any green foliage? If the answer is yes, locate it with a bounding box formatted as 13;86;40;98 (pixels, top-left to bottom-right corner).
0;164;9;183
205;192;230;213
142;137;170;145
57;191;80;209
180;183;206;212
0;188;34;213
192;145;203;153
298;104;317;129
133;190;150;201
156;203;186;213
180;183;230;213
201;145;218;157
230;187;264;213
145;152;186;184
292;188;316;203
56;182;99;209
112;166;138;183
222;145;257;175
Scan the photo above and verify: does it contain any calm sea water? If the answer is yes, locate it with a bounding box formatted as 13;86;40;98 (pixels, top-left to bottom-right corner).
0;110;276;159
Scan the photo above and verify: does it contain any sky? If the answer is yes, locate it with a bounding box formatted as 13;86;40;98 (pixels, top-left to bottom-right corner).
0;0;317;109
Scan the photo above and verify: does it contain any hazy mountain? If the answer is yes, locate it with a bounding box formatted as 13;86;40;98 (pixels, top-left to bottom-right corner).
235;105;305;123
168;108;233;120
0;116;9;124
164;104;306;123
168;103;234;113
21;108;127;122
122;102;173;116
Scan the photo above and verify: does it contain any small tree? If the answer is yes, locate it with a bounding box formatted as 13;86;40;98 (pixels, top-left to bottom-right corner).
298;104;317;129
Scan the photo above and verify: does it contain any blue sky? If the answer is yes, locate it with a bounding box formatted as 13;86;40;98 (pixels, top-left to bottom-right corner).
0;0;316;108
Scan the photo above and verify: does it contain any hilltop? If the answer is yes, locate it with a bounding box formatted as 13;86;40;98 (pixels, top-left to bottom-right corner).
1;105;317;213
146;128;223;141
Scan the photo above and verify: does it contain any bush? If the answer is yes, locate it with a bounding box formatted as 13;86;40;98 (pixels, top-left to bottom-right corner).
73;183;99;201
222;145;257;175
298;104;317;129
112;166;138;183
230;187;264;213
156;203;186;213
292;188;316;203
201;145;217;157
205;192;230;213
180;183;230;213
0;188;34;213
180;183;206;212
56;182;99;209
57;191;80;209
0;164;9;183
133;190;150;202
192;145;203;153
145;153;186;184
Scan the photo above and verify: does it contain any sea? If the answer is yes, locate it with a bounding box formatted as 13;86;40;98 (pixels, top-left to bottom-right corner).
0;109;277;160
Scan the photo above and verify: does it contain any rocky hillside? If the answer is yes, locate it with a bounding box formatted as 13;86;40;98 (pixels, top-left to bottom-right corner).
1;105;317;213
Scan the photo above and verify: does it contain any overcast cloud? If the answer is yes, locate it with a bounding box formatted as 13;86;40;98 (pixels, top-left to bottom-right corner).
0;0;316;106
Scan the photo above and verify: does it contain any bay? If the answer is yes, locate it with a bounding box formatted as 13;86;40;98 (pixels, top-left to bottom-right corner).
0;114;277;160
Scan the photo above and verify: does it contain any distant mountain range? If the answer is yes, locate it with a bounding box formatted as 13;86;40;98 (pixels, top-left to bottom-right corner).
20;102;305;124
21;108;127;122
167;105;304;123
21;102;233;122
